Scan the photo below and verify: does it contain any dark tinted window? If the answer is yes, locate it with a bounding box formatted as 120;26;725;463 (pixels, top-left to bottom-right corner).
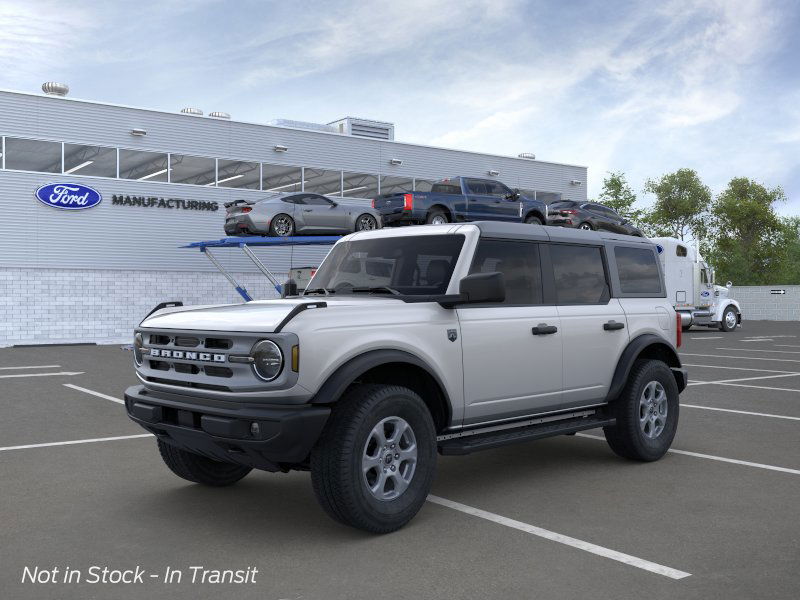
430;181;462;194
676;245;688;257
484;181;512;197
465;179;489;195
470;240;543;305
304;194;334;206
282;195;303;204
551;245;608;304
615;247;661;294
308;235;465;296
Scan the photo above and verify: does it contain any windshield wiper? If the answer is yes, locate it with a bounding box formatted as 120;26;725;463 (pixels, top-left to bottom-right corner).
303;287;335;296
350;286;401;295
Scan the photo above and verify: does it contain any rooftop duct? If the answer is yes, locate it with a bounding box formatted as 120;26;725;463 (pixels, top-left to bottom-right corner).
42;82;69;97
209;111;231;119
180;107;203;116
329;117;394;141
268;119;337;134
518;152;536;160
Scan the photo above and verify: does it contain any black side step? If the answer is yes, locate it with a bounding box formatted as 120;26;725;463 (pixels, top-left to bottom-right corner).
438;416;615;456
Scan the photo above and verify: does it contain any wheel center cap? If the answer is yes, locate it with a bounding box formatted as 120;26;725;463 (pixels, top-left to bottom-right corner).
384;453;394;465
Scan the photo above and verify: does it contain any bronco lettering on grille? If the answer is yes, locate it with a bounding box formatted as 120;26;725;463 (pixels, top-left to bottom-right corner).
149;348;226;362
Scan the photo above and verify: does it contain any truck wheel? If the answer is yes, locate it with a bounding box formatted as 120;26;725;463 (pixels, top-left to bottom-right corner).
426;209;449;225
157;440;252;486
310;384;437;533
602;360;679;462
525;215;543;225
719;307;738;332
269;214;295;237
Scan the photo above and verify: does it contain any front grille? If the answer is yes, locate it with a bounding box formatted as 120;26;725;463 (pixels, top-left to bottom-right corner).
175;336;200;347
204;366;233;378
205;337;233;349
150;334;170;345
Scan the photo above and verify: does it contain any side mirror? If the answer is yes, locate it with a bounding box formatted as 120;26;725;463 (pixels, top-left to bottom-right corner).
726;281;732;289
281;279;298;297
329;201;338;208
459;272;505;304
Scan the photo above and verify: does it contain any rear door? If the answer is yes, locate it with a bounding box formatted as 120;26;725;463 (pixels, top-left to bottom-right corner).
458;238;563;425
548;243;629;405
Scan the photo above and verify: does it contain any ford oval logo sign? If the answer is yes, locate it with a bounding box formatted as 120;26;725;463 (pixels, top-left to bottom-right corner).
35;183;102;210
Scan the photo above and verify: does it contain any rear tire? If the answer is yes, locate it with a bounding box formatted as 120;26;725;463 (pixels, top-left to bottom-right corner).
719;306;738;332
603;360;679;462
311;384;437;533
269;214;295;237
355;213;378;231
426;209;449;225
157;440;252;486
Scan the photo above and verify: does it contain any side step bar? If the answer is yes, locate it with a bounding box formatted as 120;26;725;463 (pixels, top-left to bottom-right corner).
437;415;615;456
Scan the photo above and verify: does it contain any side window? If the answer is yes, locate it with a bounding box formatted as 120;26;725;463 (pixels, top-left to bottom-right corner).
304;195;334;206
282;195;303;205
465;179;488;195
550;244;608;304
469;240;543;305
676;245;688;257
614;247;662;294
485;181;511;197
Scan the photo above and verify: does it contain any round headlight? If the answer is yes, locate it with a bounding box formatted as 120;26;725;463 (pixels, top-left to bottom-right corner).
252;340;283;382
133;332;144;366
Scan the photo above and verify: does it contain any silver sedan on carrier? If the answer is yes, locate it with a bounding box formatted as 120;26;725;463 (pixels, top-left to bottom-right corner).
224;192;382;237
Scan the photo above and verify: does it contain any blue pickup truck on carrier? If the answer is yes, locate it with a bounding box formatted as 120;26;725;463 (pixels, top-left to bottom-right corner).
372;176;548;226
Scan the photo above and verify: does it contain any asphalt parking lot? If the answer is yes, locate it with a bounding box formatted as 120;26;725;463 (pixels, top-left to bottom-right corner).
2;320;799;600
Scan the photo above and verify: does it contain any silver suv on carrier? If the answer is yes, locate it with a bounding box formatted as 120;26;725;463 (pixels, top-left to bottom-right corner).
125;222;687;533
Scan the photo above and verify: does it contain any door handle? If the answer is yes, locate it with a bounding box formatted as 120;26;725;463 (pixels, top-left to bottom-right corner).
532;324;558;335
303;209;313;212
603;320;625;331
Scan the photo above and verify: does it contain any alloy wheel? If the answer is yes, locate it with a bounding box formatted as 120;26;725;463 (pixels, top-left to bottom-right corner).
362;416;418;501
639;381;667;439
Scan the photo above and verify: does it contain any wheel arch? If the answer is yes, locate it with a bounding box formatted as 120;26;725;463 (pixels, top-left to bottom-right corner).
310;349;452;432
428;204;453;221
524;209;546;223
606;334;686;401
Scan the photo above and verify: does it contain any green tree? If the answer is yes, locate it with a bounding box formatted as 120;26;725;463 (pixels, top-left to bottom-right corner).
598;171;642;222
706;177;787;285
642;168;711;241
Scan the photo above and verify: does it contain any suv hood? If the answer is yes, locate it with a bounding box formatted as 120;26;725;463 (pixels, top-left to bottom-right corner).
140;297;404;333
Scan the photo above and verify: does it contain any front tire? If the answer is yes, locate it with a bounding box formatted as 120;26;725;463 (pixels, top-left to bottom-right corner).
525;214;543;225
603;360;679;462
269;214;295;237
311;384;437;533
719;306;738;332
157;440;252;486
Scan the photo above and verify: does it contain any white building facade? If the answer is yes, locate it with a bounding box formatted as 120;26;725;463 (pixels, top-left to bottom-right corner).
0;88;587;346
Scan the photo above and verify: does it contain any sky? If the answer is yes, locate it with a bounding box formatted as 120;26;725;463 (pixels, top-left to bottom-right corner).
1;0;799;214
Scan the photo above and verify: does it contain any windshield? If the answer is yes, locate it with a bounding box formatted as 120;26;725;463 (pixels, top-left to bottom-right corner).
305;235;465;296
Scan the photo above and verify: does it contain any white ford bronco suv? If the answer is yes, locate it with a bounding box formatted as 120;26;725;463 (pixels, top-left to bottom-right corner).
125;222;687;533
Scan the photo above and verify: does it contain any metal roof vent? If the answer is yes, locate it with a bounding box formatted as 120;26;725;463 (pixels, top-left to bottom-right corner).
328;117;394;141
518;152;536;160
42;82;69;96
180;107;203;116
209;111;230;119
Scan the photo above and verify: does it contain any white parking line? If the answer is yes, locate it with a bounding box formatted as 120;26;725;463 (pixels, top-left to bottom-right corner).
682;363;798;374
688;373;800;387
0;371;84;379
716;348;800;355
576;433;800;475
0;365;62;370
740;339;773;342
0;434;152;453
426;495;691;579
682;404;800;421
713;382;800;394
776;345;800;349
63;384;124;404
689;336;723;340
680;353;800;364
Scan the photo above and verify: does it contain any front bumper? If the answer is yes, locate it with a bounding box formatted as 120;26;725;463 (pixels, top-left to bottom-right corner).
124;385;330;471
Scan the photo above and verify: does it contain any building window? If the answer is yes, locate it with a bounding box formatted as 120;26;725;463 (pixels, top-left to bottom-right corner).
119;149;169;182
378;175;413;195
170;154;216;186
263;164;302;193
304;168;342;196
63;144;117;178
4;137;61;173
342;171;379;198
217;159;260;189
414;178;436;192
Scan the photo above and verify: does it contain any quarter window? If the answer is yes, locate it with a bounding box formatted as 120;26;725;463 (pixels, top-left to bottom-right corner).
614;247;662;294
5;138;61;173
551;245;608;304
469;240;543;305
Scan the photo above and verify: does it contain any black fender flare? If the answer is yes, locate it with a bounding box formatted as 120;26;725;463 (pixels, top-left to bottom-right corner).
605;334;685;401
310;348;453;416
524;209;546;223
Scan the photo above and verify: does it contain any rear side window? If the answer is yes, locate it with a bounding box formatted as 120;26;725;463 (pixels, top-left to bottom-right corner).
431;180;462;194
550;245;608;304
614;247;662;294
469;240;543;305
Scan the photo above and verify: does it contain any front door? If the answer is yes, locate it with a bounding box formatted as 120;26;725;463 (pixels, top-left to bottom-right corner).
548;243;629;404
299;195;347;232
458;239;563;425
